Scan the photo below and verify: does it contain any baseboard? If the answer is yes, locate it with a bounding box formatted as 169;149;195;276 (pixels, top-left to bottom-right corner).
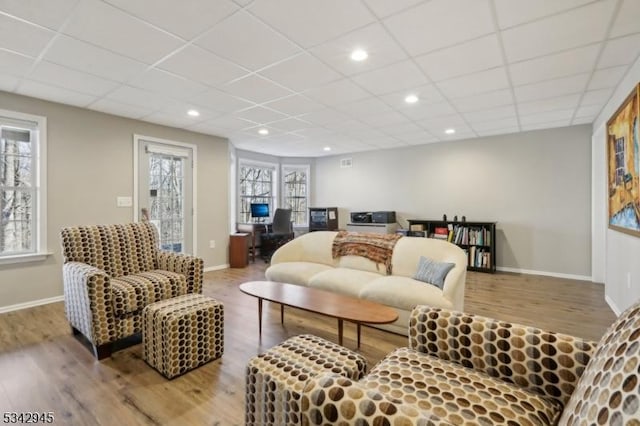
496;266;592;282
0;295;64;314
605;294;622;316
204;264;229;272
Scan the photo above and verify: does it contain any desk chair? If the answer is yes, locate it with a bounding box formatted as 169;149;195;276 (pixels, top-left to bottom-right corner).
260;208;294;262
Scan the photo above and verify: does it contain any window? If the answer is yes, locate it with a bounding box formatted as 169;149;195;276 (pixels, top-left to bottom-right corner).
282;165;309;226
0;110;47;262
239;161;276;223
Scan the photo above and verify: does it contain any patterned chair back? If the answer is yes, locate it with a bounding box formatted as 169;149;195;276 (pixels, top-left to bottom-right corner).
60;222;159;278
559;300;640;425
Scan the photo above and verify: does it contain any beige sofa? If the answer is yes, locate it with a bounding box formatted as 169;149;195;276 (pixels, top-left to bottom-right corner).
265;230;467;335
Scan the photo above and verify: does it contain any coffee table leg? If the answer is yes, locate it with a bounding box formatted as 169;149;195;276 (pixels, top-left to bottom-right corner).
258;298;263;338
338;319;343;346
281;305;284;324
357;323;361;349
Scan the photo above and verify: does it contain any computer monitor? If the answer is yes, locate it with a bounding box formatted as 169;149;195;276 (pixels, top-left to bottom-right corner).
250;203;270;219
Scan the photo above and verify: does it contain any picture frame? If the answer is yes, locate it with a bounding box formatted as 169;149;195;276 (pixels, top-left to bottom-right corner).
606;83;640;237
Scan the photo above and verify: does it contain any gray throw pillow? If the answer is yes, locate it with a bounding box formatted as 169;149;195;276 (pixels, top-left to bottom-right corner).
414;256;455;289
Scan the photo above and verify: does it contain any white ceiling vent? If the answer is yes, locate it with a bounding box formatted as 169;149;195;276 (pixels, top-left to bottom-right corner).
340;158;353;168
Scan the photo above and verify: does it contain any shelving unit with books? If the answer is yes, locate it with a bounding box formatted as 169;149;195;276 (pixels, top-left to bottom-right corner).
407;219;497;273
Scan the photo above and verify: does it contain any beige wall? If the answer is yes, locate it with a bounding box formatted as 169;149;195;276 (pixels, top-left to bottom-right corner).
313;125;592;277
0;91;229;310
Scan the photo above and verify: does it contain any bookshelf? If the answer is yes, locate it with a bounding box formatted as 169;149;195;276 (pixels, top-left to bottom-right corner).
407;219;497;273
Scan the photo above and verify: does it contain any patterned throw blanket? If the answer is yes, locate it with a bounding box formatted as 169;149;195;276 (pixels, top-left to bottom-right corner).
331;231;402;275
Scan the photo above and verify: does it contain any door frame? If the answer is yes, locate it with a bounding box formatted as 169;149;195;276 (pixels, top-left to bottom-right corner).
133;134;198;255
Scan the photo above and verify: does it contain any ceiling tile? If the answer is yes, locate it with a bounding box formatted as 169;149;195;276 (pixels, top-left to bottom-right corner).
397;100;457;121
521;119;571;131
366;137;408;149
610;0;640;38
259;53;342;92
103;0;238;40
335;97;392;117
0;13;54;57
269;118;310;132
363;0;425;19
88;98;152;119
501;1;614;62
248;0;376;48
17;79;96;107
309;23;407;76
201;114;258;131
475;126;519;137
402;132;439;144
377;121;423;136
463;105;516;123
519;109;574;125
581;88;614;106
156;45;248;86
188;88;253;113
153;100;221;122
303;78;371;107
509;44;600;86
0;49;34;76
436;67;509;99
383;0;494;56
598;33;640;69
0;75;20;92
417;113;469;131
357;110;408;127
326;119;369;133
470;116;519;132
380;84;445;109
44;35;147;82
451;89;514;112
299;108;350;125
518;94;580;115
222;74;293;103
571;116;594;125
494;0;596;29
0;0;80;30
514;74;590;102
351;60;428;95
262;94;324;116
235;106;287;124
416;35;503;82
195;11;301;71
106;85;171;110
129;68;209;101
574;104;602;119
141;111;206;129
30;61;119;96
186;121;232;137
588;66;628;90
63;0;184;64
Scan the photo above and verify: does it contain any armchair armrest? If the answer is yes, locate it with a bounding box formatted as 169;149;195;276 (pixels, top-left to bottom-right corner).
156;251;204;294
408;305;597;405
62;262;116;346
300;374;453;426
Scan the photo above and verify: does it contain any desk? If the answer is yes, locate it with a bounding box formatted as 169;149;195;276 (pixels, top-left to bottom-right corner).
236;222;270;262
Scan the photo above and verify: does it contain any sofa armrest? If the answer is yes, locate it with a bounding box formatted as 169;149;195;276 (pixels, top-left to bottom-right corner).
408;305;597;405
300;373;453;426
62;262;116;346
156;251;204;294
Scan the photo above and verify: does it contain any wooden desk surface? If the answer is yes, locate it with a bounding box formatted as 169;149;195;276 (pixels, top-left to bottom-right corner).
239;280;398;325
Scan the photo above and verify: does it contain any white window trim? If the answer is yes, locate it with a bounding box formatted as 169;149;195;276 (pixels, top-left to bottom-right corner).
282;163;311;227
133;134;198;255
238;158;279;222
0;109;49;264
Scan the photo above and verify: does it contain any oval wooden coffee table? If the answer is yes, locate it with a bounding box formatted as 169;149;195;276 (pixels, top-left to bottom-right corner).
239;280;399;348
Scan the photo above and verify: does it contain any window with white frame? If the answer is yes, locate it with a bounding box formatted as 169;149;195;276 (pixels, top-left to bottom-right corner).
239;161;276;223
0;110;46;260
282;164;309;226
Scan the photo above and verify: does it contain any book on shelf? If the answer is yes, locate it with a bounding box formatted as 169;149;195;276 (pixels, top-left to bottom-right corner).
410;224;425;231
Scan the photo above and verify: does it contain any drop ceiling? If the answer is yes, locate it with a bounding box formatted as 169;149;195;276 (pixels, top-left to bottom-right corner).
1;0;639;157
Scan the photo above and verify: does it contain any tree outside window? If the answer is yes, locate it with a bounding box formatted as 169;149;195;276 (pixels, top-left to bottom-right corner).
282;165;309;226
239;163;275;223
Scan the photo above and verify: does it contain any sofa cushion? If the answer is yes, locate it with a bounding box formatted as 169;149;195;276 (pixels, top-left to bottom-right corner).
362;347;563;426
359;276;453;311
265;262;333;287
414;256;455;289
308;268;382;297
337;254;386;274
111;270;188;316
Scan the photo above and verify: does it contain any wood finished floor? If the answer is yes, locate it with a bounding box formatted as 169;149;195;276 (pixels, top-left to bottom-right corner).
0;263;617;425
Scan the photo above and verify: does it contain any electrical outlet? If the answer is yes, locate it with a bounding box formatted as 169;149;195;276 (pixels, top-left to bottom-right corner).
209;240;216;249
628;272;632;289
116;196;132;207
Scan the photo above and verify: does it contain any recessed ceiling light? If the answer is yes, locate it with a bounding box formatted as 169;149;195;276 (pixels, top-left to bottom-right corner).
258;128;269;135
404;94;419;104
187;109;200;117
445;128;456;135
323;146;331;151
350;49;368;61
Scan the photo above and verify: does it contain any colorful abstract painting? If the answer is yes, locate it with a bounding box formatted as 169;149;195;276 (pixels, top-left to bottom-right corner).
607;84;640;237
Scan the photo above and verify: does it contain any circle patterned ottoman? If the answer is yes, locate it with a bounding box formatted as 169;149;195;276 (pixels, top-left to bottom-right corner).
143;294;224;379
245;334;367;426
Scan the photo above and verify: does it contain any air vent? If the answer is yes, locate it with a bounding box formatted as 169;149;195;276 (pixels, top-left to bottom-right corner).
340;158;352;168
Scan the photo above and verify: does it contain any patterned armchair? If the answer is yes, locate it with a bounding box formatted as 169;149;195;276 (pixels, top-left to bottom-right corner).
259;302;640;425
61;222;203;360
